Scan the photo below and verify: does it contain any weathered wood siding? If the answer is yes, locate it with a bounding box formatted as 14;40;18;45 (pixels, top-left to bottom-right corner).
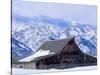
12;62;36;69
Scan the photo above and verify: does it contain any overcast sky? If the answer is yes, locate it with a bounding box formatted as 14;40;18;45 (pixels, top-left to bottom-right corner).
12;0;97;25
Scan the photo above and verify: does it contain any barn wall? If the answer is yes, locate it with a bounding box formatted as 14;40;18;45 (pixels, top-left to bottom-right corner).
12;64;25;68
12;64;16;68
24;62;36;69
35;52;97;69
12;62;36;69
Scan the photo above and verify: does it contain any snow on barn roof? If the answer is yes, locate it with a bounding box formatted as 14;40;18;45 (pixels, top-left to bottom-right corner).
19;37;73;62
19;50;55;62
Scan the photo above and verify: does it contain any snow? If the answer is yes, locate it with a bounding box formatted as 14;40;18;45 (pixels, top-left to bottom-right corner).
70;20;78;26
16;51;22;56
69;30;79;37
12;66;97;75
75;36;97;57
19;50;55;62
59;34;66;39
12;23;64;53
79;44;90;53
68;20;97;57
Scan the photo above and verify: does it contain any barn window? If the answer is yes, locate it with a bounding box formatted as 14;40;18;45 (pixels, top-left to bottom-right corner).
19;64;24;68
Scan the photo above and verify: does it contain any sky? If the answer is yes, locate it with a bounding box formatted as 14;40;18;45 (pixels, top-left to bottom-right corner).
12;0;97;26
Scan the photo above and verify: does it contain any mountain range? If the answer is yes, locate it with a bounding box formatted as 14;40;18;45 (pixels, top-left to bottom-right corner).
11;16;97;60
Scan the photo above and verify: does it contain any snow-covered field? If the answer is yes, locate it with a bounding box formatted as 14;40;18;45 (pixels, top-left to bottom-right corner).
12;66;97;75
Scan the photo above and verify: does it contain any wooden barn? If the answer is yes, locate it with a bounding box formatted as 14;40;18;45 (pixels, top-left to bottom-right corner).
12;37;97;69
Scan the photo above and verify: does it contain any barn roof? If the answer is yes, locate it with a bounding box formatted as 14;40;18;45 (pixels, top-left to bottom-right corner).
19;37;73;62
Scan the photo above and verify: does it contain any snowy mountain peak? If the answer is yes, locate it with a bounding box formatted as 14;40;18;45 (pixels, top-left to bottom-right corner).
70;20;78;27
65;20;79;37
64;20;97;57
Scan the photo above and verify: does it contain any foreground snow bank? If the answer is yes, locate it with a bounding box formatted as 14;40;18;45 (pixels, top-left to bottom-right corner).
12;66;97;75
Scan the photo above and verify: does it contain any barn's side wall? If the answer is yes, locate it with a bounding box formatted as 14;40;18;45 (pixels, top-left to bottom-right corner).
12;62;36;69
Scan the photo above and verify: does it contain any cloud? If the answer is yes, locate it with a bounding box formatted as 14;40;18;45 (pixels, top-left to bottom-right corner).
12;0;97;25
